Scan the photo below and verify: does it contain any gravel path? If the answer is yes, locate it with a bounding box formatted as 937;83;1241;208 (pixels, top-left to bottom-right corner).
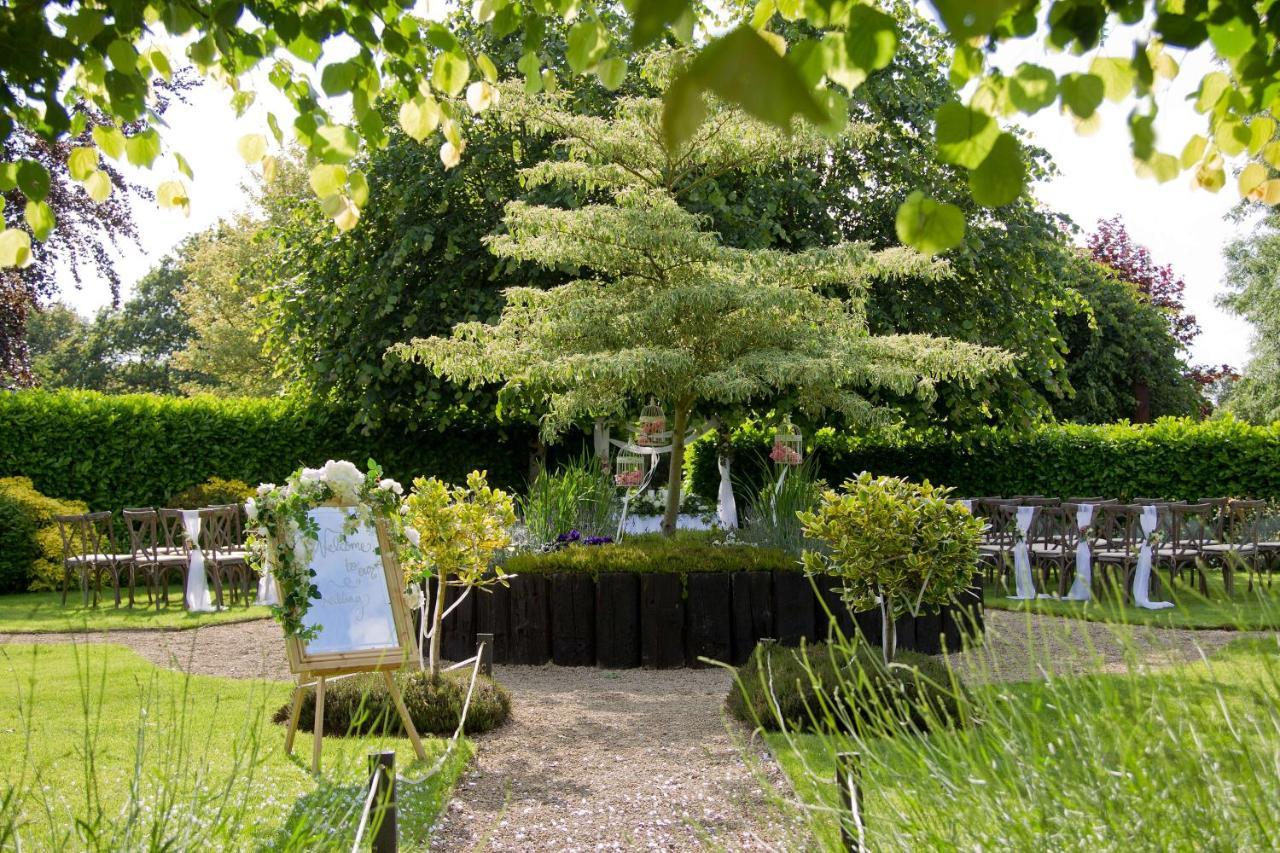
2;612;1273;850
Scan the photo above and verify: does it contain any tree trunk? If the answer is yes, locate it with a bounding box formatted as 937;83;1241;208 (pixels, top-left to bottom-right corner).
661;403;691;537
879;593;896;666
428;575;447;676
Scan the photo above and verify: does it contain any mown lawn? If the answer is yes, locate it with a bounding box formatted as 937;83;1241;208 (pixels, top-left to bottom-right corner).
0;587;271;632
764;636;1280;850
0;643;469;849
983;570;1280;629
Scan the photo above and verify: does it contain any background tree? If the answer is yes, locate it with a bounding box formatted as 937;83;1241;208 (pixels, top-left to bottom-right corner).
397;84;1011;535
1220;211;1280;423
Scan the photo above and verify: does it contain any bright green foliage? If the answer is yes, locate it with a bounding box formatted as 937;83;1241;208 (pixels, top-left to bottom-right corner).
1220;211;1280;423
168;476;254;510
800;473;982;662
0;390;532;510
397;83;1011;534
402;470;516;674
502;532;800;576
689;416;1280;504
0;476;88;593
520;453;620;546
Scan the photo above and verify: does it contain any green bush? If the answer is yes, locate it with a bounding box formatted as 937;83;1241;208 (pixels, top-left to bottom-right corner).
168;476;254;509
503;532;800;577
689;416;1280;503
725;640;967;734
0;477;89;592
0;389;535;509
273;668;511;737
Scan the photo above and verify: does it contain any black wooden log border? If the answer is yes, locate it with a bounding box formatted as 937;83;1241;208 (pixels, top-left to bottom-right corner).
441;571;984;668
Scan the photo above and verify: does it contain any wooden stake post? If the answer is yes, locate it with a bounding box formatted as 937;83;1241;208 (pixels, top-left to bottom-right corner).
277;509;427;774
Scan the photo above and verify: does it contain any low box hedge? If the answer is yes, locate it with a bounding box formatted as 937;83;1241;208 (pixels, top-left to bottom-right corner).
502;533;801;578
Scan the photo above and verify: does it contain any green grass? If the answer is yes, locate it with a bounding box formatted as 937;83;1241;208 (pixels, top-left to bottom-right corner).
983;569;1280;629
0;587;271;632
0;643;470;849
764;636;1280;850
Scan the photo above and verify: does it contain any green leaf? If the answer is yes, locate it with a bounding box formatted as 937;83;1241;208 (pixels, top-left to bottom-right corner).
24;200;55;241
1180;134;1208;168
567;20;609;73
156;180;190;214
287;34;322;64
663;26;828;150
630;0;690;48
1248;117;1275;155
320;61;356;96
125;129;161;167
1238;162;1268;195
968;132;1025;207
596;57;627;90
0;228;32;268
175;151;195;180
1194;72;1230;113
237;133;268;163
92;125;127;160
67;147;98;181
895;190;964;255
348;170;370;207
16;160;50;202
518;51;543;94
0;163;14;192
314;125;360;164
1089;57;1134;103
934;103;999;169
477;53;499;84
309;164;348;198
1207;16;1256;60
841;4;897;75
930;0;1019;39
107;38;139;71
1008;64;1057;114
433;51;470;98
1059;72;1104;119
84;170;112;202
148;47;172;80
398;95;442;143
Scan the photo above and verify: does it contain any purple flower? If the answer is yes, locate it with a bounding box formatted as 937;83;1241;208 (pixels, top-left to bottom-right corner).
584;536;613;546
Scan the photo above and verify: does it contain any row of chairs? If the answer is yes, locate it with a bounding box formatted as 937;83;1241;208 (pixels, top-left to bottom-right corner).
966;496;1275;599
54;505;252;610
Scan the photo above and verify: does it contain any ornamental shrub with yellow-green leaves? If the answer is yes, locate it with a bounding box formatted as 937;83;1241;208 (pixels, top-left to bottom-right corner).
799;473;982;665
0;477;88;593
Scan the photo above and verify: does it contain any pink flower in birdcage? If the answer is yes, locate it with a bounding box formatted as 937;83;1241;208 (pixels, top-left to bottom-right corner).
770;441;803;466
615;469;644;487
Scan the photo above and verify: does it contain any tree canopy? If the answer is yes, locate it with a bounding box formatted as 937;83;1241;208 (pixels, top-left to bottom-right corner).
1220;210;1280;423
2;0;1277;266
395;84;1011;532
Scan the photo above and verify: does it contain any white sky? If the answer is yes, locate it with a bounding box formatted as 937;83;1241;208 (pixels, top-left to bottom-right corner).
56;22;1258;370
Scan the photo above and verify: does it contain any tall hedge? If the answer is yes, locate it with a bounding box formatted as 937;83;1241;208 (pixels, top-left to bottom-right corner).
688;417;1280;503
0;390;534;510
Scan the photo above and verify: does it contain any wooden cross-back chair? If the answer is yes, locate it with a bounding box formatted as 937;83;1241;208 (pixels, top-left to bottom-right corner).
123;508;190;609
1028;504;1071;595
204;504;251;606
54;511;133;608
1093;504;1142;598
1203;499;1268;592
1156;502;1215;593
976;502;1016;585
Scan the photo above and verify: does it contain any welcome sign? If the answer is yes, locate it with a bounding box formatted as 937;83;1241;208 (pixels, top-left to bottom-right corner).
282;504;415;676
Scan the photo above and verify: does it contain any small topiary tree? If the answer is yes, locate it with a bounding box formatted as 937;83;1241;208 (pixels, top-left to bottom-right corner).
401;470;516;675
799;472;982;665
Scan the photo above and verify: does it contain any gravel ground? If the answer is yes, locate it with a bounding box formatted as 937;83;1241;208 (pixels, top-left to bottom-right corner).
2;611;1272;851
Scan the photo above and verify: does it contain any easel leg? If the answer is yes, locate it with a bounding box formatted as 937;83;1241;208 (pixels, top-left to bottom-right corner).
383;670;427;761
312;676;326;775
283;682;305;756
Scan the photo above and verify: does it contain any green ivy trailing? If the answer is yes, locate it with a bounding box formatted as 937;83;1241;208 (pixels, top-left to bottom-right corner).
0;390;534;510
246;459;408;640
689;417;1280;504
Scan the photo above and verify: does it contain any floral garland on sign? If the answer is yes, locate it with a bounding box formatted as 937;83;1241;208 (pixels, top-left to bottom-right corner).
246;459;410;641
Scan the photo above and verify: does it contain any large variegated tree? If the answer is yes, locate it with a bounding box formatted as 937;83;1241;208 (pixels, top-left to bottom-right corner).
395;75;1011;535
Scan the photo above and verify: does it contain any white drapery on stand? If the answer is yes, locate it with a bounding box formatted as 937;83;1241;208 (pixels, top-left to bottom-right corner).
1008;505;1042;600
1065;503;1095;601
717;454;738;529
181;510;216;612
1133;504;1174;609
251;500;281;605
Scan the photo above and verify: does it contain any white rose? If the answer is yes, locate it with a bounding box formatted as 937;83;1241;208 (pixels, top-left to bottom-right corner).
378;478;404;495
300;467;324;482
322;459;364;502
405;526;421;547
244;498;258;521
257;483;276;497
404;586;424;611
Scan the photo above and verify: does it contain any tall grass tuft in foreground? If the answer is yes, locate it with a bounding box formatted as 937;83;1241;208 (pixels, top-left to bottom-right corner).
520;452;621;546
749;605;1280;850
738;458;824;555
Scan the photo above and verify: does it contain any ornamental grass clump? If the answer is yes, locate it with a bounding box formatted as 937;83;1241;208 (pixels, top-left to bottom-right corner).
799;473;982;664
519;452;620;547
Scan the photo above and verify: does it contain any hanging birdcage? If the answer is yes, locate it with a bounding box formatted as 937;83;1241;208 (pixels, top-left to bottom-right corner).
635;398;668;447
614;449;645;488
770;418;803;466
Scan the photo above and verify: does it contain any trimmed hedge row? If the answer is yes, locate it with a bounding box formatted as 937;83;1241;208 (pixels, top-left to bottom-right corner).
688;417;1280;504
502;534;801;577
0;390;534;510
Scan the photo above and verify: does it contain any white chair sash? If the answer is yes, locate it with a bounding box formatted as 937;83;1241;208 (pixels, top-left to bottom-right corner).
1065;503;1095;601
181;510;216;612
1133;504;1174;610
1008;505;1040;600
717;454;738;529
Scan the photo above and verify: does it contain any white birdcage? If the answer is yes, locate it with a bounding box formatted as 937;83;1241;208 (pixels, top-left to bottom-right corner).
635;398;668;447
770;418;803;466
614;449;645;488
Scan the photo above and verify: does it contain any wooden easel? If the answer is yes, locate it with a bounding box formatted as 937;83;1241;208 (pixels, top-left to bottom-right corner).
283;665;427;774
275;510;427;774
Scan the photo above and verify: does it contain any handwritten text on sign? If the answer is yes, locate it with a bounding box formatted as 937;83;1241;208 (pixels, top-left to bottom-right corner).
301;506;399;655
